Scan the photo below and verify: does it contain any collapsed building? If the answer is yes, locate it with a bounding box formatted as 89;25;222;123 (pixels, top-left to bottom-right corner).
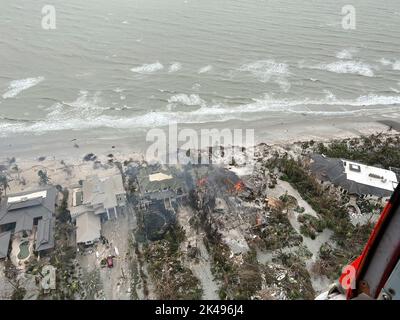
132;166;186;241
187;165;259;254
136;169;185;201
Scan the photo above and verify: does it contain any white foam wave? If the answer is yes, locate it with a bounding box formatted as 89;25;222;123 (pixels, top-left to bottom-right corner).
239;60;291;92
192;91;400;116
379;58;400;71
336;49;356;60
275;78;291;92
1;92;400;136
2;77;44;99
198;65;213;74
130;62;164;74
239;60;290;80
168;62;182;73
167;94;206;108
113;88;125;93
314;60;375;77
46;91;107;120
379;58;392;66
192;83;201;90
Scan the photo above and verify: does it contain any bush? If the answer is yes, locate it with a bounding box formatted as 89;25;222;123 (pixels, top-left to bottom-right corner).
315;134;400;169
270;154;372;280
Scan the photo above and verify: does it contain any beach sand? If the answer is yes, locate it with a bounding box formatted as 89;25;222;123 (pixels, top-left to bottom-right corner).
0;117;396;195
0;116;394;160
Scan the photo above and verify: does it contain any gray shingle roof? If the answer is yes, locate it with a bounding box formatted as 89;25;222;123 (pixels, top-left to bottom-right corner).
0;187;57;230
15;214;34;233
8;198;42;211
0;231;11;259
36;218;55;251
0;187;57;252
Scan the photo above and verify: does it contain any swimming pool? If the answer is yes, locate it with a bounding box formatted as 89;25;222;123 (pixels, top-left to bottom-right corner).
17;241;30;260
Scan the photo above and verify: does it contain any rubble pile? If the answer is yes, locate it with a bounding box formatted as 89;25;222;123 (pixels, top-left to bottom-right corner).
143;225;202;300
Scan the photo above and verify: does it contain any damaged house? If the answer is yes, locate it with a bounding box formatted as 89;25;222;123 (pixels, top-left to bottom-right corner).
0;187;58;259
136;168;186;201
69;174;126;245
135;167;186;241
310;154;399;199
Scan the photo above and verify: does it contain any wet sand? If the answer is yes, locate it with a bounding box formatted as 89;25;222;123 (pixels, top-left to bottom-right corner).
0;117;394;163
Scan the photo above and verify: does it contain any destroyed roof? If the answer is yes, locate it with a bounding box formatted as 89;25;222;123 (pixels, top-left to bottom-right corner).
0;231;11;259
310;154;397;197
76;211;101;244
149;172;173;181
0;187;57;231
36;217;55;251
137;168;183;195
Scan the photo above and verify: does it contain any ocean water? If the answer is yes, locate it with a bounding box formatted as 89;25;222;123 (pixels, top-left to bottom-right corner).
0;0;400;138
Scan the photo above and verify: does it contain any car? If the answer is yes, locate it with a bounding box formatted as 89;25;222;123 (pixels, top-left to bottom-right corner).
106;256;114;268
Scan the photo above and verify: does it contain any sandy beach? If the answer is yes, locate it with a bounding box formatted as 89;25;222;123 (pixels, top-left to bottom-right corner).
0;116;393;162
1;116;396;196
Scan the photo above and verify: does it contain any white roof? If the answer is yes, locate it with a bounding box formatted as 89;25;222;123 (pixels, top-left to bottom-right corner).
149;172;173;182
7;190;47;204
82;174;125;209
76;211;101;244
343;160;398;192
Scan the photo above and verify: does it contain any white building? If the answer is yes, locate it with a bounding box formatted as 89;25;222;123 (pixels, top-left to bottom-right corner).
69;174;126;245
311;154;399;199
343;160;398;195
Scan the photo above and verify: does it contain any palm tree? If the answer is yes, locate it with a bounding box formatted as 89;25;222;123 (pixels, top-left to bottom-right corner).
12;164;20;181
0;174;9;198
38;170;50;185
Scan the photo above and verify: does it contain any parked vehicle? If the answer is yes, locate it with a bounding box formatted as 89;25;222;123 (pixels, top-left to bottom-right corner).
106;256;114;268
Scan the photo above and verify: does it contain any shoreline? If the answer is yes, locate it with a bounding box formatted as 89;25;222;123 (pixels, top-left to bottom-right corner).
0;117;396;163
1;118;398;196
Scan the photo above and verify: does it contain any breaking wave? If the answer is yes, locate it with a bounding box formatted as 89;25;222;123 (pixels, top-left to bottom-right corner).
380;58;400;71
238;60;291;92
336;49;356;60
130;62;164;74
2;77;44;99
313;60;375;77
190;92;400;117
167;94;206;108
198;65;213;74
168;62;182;73
379;58;392;66
1;91;400;136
